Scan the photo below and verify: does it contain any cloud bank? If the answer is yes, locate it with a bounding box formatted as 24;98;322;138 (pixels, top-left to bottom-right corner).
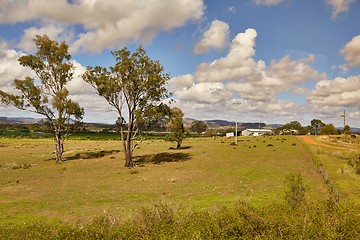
0;0;205;53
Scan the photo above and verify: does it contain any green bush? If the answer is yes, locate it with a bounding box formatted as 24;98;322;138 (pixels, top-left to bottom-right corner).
284;173;306;209
1;202;360;239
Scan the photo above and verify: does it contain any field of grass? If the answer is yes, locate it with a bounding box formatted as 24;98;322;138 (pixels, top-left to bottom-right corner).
0;135;330;227
299;135;360;205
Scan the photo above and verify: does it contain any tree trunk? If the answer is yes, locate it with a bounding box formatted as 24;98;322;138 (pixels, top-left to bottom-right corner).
124;151;133;168
54;130;63;163
123;120;134;168
176;140;182;149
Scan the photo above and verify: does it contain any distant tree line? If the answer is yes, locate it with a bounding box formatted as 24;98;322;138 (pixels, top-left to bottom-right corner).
275;119;351;135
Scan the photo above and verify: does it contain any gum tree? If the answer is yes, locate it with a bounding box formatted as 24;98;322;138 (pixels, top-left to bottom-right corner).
82;46;170;167
0;35;84;163
166;107;185;149
190;120;207;134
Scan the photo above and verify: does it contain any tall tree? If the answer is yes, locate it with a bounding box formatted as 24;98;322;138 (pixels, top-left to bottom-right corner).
166;107;185;149
190;120;207;134
311;119;325;135
0;35;84;162
83;46;170;167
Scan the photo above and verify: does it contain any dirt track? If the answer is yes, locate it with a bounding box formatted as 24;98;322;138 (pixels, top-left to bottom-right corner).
298;136;347;150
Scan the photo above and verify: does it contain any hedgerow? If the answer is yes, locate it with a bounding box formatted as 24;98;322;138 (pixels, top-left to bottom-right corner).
1;202;359;239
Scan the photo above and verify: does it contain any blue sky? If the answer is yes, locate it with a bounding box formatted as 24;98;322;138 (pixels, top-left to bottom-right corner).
0;0;359;127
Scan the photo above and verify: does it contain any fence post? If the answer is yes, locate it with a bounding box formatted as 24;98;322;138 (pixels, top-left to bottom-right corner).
329;180;333;193
336;189;340;204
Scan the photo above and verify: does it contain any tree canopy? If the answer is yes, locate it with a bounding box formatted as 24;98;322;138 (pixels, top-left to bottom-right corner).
0;35;84;162
311;119;325;135
190;121;207;134
83;46;170;167
166;107;185;149
320;124;337;135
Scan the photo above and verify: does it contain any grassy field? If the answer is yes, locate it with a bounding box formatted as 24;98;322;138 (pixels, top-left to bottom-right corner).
300;135;360;205
0;135;331;226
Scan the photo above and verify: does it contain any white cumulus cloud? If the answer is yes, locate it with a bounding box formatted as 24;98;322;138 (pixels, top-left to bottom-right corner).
175;82;229;104
167;74;194;93
0;47;34;88
17;24;74;52
0;0;205;53
170;28;326;122
308;75;360;107
325;0;355;19
194;20;230;54
340;35;360;68
195;28;264;82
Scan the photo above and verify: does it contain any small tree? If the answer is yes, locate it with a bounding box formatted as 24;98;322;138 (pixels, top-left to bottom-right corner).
190;120;207;134
320;124;336;135
166;107;185;149
284;173;306;210
343;124;351;135
0;35;84;163
83;46;170;167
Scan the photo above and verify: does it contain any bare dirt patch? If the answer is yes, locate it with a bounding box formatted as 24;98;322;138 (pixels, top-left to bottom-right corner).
298;136;348;150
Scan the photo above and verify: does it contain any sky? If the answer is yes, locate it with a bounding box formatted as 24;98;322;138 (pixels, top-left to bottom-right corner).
0;0;360;127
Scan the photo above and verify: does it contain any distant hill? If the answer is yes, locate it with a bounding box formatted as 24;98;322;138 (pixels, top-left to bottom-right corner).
0;117;41;124
267;124;284;129
2;116;358;133
206;119;234;126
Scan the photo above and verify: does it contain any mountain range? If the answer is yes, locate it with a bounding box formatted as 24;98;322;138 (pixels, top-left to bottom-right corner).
1;116;359;133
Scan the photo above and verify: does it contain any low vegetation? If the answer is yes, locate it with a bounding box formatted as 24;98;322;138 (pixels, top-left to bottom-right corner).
1;202;359;239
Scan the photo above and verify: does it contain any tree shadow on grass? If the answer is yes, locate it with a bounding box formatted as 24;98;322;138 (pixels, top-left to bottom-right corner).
134;152;192;165
168;146;192;150
47;149;120;161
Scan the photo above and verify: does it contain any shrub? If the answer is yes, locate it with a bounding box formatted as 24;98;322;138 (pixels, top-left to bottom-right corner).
284;173;306;209
355;160;360;175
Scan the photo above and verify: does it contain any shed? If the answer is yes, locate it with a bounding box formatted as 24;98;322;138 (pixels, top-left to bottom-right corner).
241;129;273;136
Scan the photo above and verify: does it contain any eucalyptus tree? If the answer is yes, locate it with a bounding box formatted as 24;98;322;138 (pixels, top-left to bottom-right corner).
82;46;170;167
0;35;84;162
166;107;185;149
190;120;207;134
311;119;325;135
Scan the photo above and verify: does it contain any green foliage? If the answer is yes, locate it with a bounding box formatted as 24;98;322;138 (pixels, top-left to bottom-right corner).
83;45;170;167
284;173;306;209
165;107;185;149
0;35;84;162
344;124;352;135
320;124;337;135
190;120;207;134
311;119;325;135
1;202;360;239
275;120;308;135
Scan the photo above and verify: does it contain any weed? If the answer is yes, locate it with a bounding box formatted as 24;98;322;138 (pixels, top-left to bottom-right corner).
355;160;360;175
347;159;354;167
284;173;306;210
10;163;32;170
130;170;140;174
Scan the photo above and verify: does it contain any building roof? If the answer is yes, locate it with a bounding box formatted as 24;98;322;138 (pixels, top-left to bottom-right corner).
243;129;273;132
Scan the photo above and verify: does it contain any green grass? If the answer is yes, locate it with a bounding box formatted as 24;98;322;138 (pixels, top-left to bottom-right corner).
301;135;360;205
0;135;330;226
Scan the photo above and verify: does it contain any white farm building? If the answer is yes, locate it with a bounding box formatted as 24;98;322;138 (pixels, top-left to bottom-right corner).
242;129;273;136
